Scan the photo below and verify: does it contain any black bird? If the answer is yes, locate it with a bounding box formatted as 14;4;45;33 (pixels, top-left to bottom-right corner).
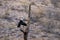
17;20;27;27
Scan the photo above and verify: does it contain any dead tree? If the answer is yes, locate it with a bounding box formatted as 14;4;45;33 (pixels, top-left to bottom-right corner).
17;2;35;40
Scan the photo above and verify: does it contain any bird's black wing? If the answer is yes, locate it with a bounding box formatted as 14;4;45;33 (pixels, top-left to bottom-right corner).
17;21;21;27
17;20;27;27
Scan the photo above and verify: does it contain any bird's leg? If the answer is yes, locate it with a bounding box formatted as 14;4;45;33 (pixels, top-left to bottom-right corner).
20;29;25;33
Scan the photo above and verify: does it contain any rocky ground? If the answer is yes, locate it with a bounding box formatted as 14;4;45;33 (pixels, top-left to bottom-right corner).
0;0;60;40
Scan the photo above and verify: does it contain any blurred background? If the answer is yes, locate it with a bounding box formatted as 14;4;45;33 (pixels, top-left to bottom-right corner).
0;0;60;40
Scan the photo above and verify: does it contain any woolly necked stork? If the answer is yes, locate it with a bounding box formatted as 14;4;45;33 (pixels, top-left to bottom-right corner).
17;20;27;27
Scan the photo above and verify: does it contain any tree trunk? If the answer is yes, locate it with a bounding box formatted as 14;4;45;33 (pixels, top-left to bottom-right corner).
23;3;31;40
24;32;28;40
